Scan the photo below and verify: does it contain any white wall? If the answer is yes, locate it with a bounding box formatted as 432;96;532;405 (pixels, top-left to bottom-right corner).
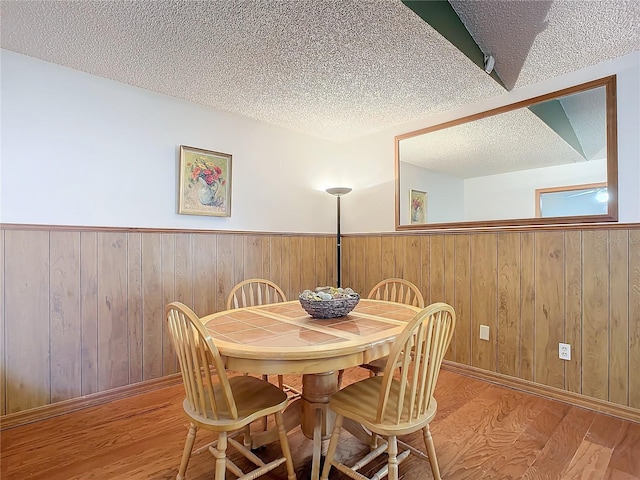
2;50;639;234
0;50;343;233
464;159;607;221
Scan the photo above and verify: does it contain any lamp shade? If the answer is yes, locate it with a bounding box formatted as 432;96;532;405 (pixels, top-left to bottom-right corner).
325;187;352;197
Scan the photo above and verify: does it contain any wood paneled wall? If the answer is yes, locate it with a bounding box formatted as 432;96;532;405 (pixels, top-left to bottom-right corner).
2;225;639;418
342;228;640;411
0;228;335;415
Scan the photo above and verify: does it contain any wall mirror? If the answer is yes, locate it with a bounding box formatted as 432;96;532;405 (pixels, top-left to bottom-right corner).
395;76;617;230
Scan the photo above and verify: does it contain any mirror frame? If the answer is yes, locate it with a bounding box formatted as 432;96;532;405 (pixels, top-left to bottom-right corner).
395;75;618;230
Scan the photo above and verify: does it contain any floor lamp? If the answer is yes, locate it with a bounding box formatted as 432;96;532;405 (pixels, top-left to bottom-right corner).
325;187;352;287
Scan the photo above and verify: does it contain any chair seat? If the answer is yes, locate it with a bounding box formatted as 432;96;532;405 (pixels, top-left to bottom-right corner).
183;375;289;432
329;376;438;437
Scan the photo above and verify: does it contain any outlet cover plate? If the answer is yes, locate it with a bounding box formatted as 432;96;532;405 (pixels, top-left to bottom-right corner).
559;343;571;360
480;325;490;341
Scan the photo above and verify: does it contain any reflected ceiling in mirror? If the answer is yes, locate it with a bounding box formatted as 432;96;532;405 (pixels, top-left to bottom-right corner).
396;76;617;230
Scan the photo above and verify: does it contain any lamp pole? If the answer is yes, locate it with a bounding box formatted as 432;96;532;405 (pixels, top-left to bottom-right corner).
325;187;352;287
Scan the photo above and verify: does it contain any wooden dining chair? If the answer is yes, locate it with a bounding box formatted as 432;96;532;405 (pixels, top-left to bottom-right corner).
166;302;296;480
320;302;456;480
226;278;287;310
361;278;425;376
226;279;301;398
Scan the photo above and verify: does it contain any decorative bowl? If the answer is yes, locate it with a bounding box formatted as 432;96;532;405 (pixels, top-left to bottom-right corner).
298;288;360;319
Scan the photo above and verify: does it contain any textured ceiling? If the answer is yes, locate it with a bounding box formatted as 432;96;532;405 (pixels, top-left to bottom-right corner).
450;0;640;91
399;86;606;179
1;0;638;147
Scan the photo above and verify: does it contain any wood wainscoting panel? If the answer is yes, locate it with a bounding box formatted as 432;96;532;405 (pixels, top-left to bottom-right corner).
244;234;264;280
381;236;396;283
341;226;640;416
609;229;629;406
326;236;336;289
280;236;293;296
0;227;335;415
175;233;194;309
497;232;521;378
300;236;316;294
288;236;302;299
534;231;566;390
470;233;498;372
403;236;422;295
444;235;456;361
161;233;178;377
364;236;382;296
352;235;367;294
417;236;429;305
0;231;4;415
342;235;352;291
4;230;51;413
233;235;245;297
267;235;283;294
80;232;99;396
97;232;129;392
127;232;143;385
520;232;536;382
193;233;217;317
429;235;445;305
583;230;611;401
141;232;163;382
565;230;583;395
215;234;234;309
453;235;471;366
314;236;328;291
49;232;82;404
2;226;639;418
630;230;640;409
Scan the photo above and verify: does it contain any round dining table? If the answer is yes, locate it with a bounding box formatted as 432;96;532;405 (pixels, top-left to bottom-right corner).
201;298;421;480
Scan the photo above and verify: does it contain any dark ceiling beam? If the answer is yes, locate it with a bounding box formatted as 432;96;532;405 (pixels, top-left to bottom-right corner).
402;0;506;89
528;100;587;159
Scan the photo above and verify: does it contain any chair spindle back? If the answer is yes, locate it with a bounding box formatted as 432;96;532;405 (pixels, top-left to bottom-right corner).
226;278;287;310
377;303;455;425
368;278;425;308
166;302;238;421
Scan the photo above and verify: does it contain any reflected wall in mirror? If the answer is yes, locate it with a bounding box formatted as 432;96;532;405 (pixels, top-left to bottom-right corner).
396;76;618;230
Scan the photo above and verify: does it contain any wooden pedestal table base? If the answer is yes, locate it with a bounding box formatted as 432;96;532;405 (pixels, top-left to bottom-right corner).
250;372;340;480
249;371;375;480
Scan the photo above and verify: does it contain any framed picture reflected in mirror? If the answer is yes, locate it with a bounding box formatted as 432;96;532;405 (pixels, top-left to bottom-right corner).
410;189;427;224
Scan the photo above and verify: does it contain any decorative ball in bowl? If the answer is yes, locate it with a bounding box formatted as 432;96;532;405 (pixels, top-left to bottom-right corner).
299;287;360;319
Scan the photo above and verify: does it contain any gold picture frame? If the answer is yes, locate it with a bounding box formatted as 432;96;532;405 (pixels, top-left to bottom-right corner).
178;145;232;217
410;189;426;224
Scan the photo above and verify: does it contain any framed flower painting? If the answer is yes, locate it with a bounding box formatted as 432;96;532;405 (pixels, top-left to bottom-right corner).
178;145;232;217
410;189;426;224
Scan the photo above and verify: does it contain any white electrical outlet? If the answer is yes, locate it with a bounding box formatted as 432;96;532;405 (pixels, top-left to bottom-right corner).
479;325;490;341
559;343;571;360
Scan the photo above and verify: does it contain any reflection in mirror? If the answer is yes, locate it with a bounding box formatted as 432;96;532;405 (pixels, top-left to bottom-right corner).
396;76;617;229
536;183;608;218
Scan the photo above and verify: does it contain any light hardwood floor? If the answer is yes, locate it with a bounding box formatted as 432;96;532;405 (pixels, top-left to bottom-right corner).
1;369;638;479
